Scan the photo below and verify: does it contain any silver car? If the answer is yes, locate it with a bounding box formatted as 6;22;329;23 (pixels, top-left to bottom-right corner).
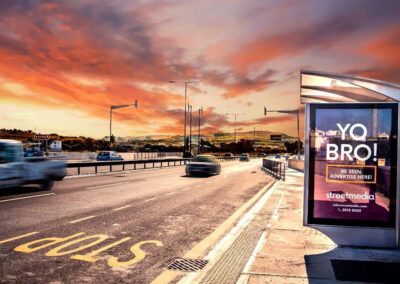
185;155;221;176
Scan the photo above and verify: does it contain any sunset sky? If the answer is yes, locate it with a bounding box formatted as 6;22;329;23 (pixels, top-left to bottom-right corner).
1;0;399;139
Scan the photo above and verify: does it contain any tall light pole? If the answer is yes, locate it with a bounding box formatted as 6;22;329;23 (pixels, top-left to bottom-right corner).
188;103;193;154
198;106;203;154
110;100;138;150
226;113;245;143
263;106;300;158
169;80;198;154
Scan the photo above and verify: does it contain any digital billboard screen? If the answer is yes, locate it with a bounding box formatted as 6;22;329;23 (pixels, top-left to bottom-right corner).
307;103;398;228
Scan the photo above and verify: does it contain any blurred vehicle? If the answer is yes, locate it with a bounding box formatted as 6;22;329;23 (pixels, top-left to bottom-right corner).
239;153;250;161
283;154;290;159
24;142;46;157
275;154;282;159
224;153;233;157
0;139;66;190
185;155;221;176
97;151;124;161
258;152;266;157
183;151;193;158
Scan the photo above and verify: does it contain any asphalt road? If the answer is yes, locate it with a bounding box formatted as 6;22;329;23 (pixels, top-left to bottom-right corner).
0;159;272;284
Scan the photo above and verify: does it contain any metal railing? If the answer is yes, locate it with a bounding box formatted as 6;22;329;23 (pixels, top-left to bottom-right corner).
67;155;256;176
262;159;285;180
67;158;190;175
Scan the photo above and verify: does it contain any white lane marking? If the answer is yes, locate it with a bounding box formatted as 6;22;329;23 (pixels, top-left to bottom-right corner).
113;205;131;211
0;193;55;203
70;215;96;224
144;197;157;202
181;188;191;191
86;182;129;189
165;191;176;196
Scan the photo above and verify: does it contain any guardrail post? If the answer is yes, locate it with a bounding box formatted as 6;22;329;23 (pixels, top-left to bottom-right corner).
78;166;80;175
168;161;170;166
95;165;97;174
134;163;136;170
153;161;155;168
123;164;125;171
161;161;163;168
144;162;146;169
110;164;112;172
174;161;176;166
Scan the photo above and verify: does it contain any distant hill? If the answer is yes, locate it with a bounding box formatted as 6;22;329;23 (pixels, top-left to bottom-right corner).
121;130;293;145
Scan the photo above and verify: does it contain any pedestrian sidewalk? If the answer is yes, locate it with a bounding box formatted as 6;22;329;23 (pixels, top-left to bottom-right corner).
237;168;400;283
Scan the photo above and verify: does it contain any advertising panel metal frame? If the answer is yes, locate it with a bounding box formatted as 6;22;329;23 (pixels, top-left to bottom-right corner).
303;103;399;248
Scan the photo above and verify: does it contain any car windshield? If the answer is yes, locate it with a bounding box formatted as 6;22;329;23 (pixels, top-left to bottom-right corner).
192;156;218;163
0;145;21;163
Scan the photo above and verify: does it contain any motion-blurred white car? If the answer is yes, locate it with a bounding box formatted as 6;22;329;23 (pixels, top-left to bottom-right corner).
0;139;66;190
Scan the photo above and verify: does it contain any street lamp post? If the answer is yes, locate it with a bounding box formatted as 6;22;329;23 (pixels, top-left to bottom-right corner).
169;80;198;154
188;103;193;154
225;113;245;143
198;107;203;154
263;106;300;158
109;100;138;150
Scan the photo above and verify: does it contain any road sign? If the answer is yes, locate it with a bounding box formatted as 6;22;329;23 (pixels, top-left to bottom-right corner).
34;134;50;140
270;134;282;140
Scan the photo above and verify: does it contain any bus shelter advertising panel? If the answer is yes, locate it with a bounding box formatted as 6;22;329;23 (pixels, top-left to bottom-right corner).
308;103;398;228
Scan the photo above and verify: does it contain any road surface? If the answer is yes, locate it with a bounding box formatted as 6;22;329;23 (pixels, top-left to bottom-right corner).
0;159;272;283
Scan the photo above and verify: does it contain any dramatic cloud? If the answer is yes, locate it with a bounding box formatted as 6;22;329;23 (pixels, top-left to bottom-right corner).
1;0;399;138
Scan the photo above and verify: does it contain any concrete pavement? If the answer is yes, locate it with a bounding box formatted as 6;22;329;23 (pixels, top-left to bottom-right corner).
233;168;400;283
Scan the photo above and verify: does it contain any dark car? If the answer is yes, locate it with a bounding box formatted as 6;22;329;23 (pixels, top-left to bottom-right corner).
185;155;221;176
239;153;250;161
275;154;282;159
224;153;233;157
97;151;124;161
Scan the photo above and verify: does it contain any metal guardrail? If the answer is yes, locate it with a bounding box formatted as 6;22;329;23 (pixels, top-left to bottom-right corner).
67;155;252;176
262;159;285;181
67;158;191;175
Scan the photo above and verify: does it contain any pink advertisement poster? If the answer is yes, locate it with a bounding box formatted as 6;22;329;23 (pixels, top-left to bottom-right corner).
308;103;397;227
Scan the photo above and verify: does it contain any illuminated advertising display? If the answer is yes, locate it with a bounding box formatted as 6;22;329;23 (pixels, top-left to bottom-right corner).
307;103;398;228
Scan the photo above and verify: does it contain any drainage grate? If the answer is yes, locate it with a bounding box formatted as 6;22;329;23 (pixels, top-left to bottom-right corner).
164;258;208;272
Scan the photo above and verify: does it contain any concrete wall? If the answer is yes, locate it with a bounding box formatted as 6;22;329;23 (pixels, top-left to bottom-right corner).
288;159;304;172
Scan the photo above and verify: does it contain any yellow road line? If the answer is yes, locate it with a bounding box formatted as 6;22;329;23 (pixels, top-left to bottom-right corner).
0;232;39;245
150;180;275;284
144;197;157;202
165;192;176;196
70;216;96;224
113;205;131;211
